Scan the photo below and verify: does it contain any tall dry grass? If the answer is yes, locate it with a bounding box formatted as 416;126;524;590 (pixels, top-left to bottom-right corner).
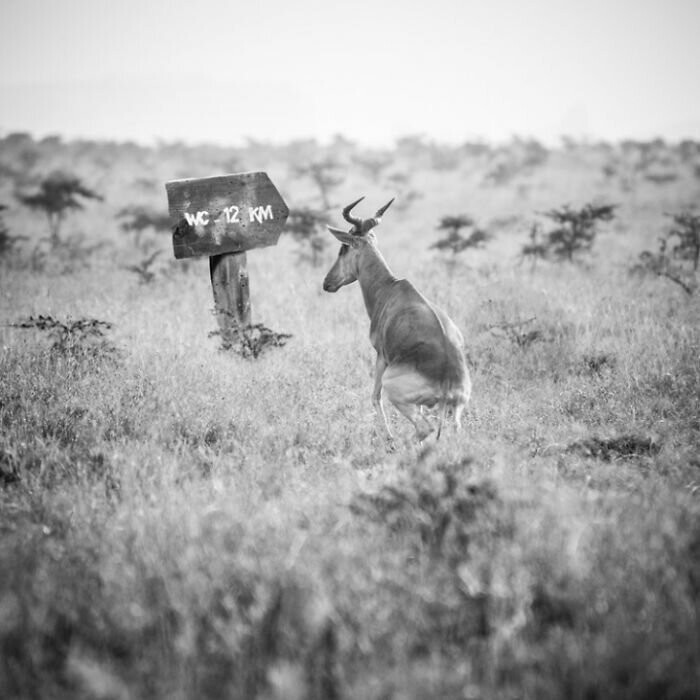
1;135;699;698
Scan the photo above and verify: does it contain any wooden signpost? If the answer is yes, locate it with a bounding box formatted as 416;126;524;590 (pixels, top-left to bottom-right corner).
165;172;289;346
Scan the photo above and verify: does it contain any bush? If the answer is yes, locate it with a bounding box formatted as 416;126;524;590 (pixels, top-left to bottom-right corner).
9;315;119;363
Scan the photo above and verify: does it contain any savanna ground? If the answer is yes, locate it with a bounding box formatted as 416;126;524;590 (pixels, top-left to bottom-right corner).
1;133;699;699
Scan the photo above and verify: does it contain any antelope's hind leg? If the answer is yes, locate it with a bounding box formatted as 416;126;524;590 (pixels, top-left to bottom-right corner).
391;400;434;442
454;402;465;431
372;355;394;441
382;366;435;442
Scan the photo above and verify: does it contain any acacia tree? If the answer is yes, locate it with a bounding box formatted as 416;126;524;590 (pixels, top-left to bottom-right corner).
519;223;548;270
430;215;490;286
431;215;490;256
540;203;616;262
19;171;102;247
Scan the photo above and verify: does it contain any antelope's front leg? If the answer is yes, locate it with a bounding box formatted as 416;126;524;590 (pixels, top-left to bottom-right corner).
372;355;393;440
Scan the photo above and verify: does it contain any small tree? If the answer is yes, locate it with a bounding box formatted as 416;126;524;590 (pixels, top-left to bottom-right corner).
519;223;548;270
18;171;102;247
431;215;490;256
117;204;171;250
540;203;616;262
286;207;332;266
431;215;490;287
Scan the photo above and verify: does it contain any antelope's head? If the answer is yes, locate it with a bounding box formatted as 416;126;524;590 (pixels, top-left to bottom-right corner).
322;196;394;292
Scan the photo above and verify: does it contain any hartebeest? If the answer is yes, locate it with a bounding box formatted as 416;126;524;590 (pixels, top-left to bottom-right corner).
323;197;471;442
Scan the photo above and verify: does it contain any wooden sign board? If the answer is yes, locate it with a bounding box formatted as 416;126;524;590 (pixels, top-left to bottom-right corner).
165;171;289;259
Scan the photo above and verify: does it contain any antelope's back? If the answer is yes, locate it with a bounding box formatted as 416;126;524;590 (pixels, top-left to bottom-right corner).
377;280;468;390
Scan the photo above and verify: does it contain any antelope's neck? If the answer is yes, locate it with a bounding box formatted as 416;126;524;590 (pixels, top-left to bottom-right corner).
358;242;397;319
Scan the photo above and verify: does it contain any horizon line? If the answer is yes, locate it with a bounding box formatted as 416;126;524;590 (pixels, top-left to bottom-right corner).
2;127;700;150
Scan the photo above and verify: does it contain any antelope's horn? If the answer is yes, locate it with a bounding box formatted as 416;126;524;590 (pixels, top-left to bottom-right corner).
374;197;395;219
342;196;365;229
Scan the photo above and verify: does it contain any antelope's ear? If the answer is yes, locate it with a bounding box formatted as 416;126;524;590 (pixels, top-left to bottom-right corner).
327;226;358;246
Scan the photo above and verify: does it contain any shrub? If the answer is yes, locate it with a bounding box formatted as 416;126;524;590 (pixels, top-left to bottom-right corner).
351;451;506;566
209;320;292;358
9;315;118;362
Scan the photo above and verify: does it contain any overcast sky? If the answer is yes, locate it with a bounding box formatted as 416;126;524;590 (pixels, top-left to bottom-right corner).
1;0;699;145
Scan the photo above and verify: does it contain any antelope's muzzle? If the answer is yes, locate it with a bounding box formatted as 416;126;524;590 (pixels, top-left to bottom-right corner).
322;277;339;293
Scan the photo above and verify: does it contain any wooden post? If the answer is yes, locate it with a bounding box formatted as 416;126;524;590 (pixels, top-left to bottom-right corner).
209;251;251;346
165;172;288;345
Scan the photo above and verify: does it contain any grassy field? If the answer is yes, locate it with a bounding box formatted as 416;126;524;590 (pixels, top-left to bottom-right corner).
1;134;699;699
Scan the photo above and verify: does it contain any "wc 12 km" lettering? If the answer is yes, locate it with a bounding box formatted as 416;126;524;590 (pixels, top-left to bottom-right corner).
184;204;274;227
